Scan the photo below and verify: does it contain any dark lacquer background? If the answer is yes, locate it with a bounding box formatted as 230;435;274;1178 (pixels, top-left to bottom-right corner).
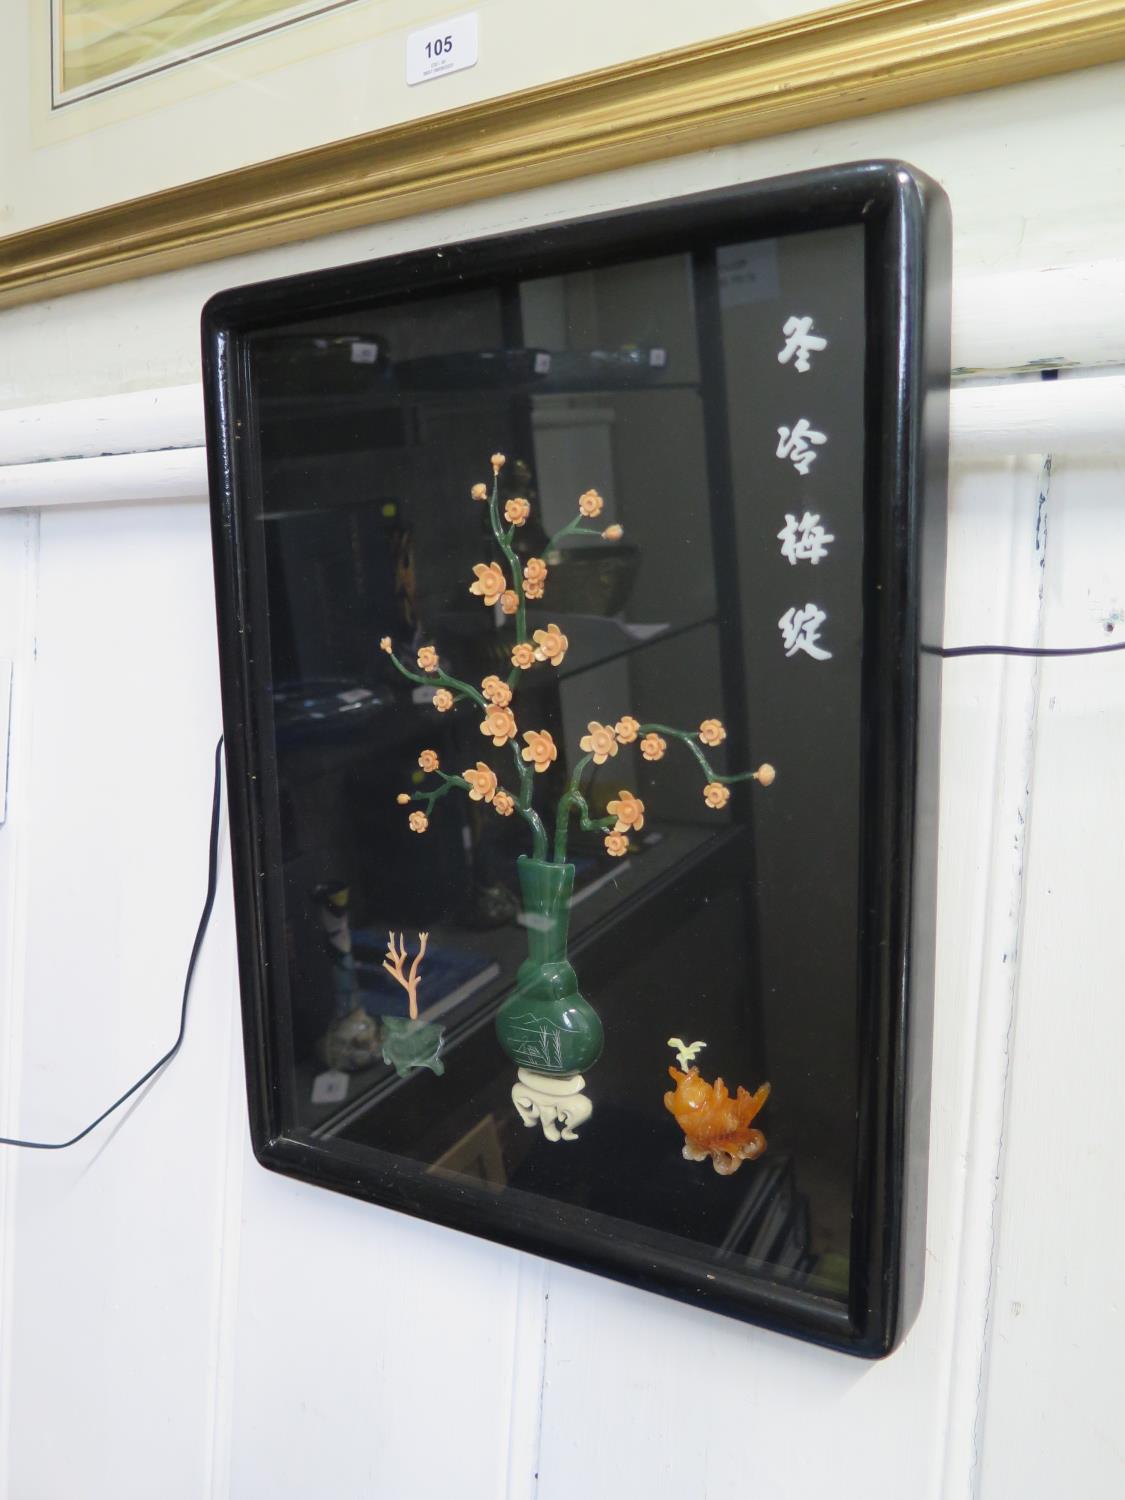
240;224;864;1299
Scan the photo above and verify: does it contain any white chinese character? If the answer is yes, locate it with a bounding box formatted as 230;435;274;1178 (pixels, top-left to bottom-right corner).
776;419;826;476
777;315;827;373
778;603;832;661
778;511;835;566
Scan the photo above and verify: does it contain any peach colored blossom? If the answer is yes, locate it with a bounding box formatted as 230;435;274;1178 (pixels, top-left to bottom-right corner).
433;689;454;712
379;636;393;653
614;716;639;744
481;675;512;706
521;729;558;774
417;645;439;673
578;488;604;518
500;590;519;615
579;722;618;765
396;793;411;805
408;811;429;833
640;733;666;761
532;623;568;667
511;642;536;670
493;791;516;817
607;789;645;833
699;718;726;746
469;561;507;606
523;557;548;588
523;579;545;600
418;749;440;773
604;832;629;858
491;452;506;472
602;524;624;541
755;763;776;787
480;706;518;747
471;482;489;501
463;762;499;803
504;497;530;526
703;782;730;809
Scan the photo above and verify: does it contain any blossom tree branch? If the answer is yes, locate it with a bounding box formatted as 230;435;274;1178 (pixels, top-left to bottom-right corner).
634;724;773;787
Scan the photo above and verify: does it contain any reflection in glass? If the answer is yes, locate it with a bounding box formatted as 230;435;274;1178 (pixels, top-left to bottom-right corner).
242;232;866;1303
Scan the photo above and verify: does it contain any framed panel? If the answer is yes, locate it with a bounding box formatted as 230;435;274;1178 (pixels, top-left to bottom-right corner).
203;160;950;1355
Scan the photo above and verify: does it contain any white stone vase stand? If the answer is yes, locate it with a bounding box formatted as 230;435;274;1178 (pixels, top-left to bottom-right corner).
512;1069;593;1142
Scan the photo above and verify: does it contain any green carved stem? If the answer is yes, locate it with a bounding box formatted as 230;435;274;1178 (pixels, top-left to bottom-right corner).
507;741;547;859
484;470;548;855
635;724;763;785
384;648;487;711
545;514;608;553
410;771;470;817
485;474;531;688
409;767;546;855
553;752;617;862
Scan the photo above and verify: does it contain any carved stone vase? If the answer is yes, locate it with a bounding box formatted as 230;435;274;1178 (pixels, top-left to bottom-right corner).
495;857;603;1141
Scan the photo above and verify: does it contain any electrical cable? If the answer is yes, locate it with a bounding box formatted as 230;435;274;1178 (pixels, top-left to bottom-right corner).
924;639;1125;659
0;735;224;1151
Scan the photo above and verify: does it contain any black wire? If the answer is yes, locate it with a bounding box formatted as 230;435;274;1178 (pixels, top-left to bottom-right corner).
0;736;224;1152
924;639;1125;659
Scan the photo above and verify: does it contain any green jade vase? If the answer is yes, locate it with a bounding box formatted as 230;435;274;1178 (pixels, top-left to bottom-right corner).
495;857;604;1077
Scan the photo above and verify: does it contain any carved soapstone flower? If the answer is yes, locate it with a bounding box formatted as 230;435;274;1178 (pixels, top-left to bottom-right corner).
481;675;512;706
481;706;517;746
470;561;507;606
504;497;530;526
493;790;516;817
471;482;489;501
463;762;499;803
491;452;506;472
578;489;604;518
433;689;454;712
703;782;731;809
521;729;558;774
699;718;726;746
607;789;645;832
417;645;439;673
418;749;439;772
396;793;411;805
500;590;519;616
408;811;429;833
511;642;536;670
755;763;776;787
524;558;548;591
532;623;568;667
380;636;393;653
640;733;667;761
614;716;639;744
580;722;618;765
602;524;624;541
604;832;629;857
523;579;545;600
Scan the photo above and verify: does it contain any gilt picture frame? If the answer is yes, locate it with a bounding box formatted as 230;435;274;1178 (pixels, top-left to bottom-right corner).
0;0;1119;309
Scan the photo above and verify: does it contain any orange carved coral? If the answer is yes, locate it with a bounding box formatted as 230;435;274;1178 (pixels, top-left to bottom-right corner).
663;1066;770;1175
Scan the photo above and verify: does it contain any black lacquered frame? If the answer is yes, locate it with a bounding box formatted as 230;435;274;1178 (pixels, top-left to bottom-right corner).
202;160;950;1356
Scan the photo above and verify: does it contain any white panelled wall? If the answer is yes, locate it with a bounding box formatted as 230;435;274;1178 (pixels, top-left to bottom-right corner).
2;58;1125;1500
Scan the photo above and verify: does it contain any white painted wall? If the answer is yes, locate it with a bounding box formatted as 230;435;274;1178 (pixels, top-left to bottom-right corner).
1;59;1124;1500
